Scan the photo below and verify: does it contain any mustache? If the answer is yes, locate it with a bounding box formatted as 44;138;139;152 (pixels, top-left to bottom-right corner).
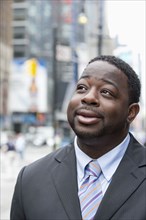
75;106;104;118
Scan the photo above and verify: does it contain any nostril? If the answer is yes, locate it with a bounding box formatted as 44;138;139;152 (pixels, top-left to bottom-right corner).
91;102;98;106
81;97;99;106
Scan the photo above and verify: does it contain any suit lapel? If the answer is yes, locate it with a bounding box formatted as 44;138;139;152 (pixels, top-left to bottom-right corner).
94;136;146;220
51;145;82;220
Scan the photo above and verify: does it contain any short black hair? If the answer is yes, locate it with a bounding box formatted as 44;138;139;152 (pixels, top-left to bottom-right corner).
88;55;141;104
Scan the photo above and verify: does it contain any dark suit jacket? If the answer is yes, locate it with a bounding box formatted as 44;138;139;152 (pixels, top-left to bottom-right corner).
10;134;146;220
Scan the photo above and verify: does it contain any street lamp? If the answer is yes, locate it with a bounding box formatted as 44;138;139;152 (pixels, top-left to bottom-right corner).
98;0;104;55
78;0;88;25
52;25;58;151
78;11;88;25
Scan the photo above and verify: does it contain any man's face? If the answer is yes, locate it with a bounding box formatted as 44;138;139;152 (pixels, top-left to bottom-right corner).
67;61;131;140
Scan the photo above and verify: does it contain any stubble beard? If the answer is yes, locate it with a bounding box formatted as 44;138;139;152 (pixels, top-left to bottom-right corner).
70;118;126;141
70;120;106;140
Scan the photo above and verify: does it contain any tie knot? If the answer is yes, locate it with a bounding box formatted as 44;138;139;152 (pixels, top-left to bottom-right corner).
86;160;101;178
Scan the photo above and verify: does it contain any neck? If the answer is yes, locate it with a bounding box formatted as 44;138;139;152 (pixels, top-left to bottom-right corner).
77;132;128;159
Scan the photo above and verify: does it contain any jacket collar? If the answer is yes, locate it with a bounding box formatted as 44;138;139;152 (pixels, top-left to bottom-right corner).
94;134;146;220
51;144;82;220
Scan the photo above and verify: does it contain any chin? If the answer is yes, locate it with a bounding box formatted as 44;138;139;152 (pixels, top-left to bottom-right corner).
70;121;105;139
74;128;104;140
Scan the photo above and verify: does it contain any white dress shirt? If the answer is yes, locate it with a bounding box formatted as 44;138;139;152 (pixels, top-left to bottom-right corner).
74;134;130;195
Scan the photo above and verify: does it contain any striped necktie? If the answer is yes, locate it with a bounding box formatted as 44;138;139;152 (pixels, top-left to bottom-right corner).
79;160;103;220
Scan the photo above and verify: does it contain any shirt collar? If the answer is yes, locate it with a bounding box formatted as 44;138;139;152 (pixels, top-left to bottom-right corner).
74;136;92;182
74;134;130;183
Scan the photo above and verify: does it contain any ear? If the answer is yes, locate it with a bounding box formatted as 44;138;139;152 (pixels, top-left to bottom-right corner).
127;103;140;123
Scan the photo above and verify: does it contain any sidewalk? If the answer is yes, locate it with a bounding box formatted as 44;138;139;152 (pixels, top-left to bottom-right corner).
1;145;53;220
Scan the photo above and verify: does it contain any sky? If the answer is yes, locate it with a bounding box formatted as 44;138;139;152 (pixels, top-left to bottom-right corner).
106;0;145;133
107;0;145;53
107;0;145;112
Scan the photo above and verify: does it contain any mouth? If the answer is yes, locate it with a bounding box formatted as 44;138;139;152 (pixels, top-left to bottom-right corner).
76;109;102;125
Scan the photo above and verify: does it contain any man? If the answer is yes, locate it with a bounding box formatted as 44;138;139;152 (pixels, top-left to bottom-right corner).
10;55;146;220
15;132;26;161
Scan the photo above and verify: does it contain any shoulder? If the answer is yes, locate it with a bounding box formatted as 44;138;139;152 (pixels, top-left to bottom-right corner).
127;133;146;165
20;143;74;177
129;133;146;150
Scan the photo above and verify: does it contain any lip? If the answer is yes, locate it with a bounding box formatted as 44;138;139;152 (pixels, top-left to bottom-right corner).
76;109;102;125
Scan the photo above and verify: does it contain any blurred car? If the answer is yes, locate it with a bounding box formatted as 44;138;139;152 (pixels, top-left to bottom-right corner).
32;133;47;147
28;126;54;147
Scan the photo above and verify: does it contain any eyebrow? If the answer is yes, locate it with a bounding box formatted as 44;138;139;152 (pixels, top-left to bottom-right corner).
80;75;90;80
101;78;119;90
79;75;119;91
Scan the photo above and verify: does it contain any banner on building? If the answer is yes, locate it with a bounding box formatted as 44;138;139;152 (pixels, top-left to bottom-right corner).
9;58;48;113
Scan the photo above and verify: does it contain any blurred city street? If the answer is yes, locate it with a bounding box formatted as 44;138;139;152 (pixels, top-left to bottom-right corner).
1;145;53;220
0;1;145;219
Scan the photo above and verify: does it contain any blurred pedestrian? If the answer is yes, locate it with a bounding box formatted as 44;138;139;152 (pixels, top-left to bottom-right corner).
2;134;16;176
5;134;16;153
15;132;26;161
10;55;146;220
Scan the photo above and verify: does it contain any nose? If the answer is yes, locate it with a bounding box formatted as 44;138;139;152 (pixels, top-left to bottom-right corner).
81;88;99;106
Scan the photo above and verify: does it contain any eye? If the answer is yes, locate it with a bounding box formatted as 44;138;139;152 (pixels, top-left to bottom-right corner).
76;84;87;93
101;89;113;97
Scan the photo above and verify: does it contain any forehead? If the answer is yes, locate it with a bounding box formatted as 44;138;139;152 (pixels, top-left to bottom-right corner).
81;60;128;85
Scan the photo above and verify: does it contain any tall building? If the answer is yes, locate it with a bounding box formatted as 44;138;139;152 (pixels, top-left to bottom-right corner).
11;0;53;132
0;0;13;129
10;0;114;133
12;0;52;59
12;0;28;58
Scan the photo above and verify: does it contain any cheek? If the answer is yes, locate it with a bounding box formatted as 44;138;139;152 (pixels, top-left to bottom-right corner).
67;96;80;119
105;105;128;122
67;100;75;119
102;103;121;119
68;95;80;110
